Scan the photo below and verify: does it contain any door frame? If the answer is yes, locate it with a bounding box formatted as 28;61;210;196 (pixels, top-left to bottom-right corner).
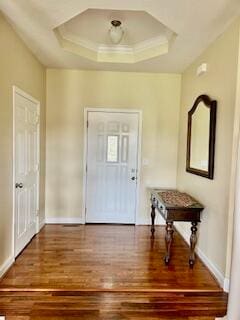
82;108;143;225
12;86;40;258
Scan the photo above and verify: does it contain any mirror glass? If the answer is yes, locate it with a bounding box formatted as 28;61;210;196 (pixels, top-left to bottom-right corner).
190;103;210;171
186;94;217;179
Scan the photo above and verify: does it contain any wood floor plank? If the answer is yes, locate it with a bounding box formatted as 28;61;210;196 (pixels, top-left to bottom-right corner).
0;225;221;292
0;225;227;319
0;291;226;318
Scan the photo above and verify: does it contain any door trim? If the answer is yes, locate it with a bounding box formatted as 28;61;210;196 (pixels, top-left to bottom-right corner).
82;108;142;224
12;86;40;258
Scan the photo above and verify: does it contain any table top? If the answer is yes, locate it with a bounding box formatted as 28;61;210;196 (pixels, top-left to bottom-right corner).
149;188;204;210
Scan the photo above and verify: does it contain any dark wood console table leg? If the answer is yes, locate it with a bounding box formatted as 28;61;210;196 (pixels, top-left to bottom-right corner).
151;204;156;239
164;221;174;265
189;221;198;268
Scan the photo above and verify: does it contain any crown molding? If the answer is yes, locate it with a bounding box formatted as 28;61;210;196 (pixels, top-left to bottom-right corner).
55;26;175;63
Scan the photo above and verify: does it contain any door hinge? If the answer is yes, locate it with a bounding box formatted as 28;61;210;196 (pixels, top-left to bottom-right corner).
87;120;89;128
85;207;87;214
86;164;88;173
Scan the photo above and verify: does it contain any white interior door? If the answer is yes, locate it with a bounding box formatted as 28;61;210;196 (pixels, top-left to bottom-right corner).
86;111;139;224
14;88;40;257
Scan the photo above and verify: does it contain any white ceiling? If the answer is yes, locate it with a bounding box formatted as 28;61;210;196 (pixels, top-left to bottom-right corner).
62;9;171;46
1;0;240;73
55;9;175;63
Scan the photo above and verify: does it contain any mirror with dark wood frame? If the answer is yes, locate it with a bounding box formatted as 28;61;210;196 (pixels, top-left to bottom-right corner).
186;94;217;179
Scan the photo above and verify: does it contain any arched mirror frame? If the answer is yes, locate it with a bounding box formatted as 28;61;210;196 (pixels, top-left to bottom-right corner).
186;94;217;179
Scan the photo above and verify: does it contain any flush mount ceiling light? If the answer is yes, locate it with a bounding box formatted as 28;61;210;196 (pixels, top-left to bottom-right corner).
109;20;124;44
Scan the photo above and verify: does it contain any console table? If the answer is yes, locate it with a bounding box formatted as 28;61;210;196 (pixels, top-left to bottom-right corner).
149;188;204;267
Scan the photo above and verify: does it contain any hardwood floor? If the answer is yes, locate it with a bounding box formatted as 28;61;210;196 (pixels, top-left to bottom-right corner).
0;225;227;319
0;291;226;319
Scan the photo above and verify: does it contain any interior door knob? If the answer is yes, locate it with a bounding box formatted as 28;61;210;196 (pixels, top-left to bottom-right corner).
15;183;24;189
131;177;136;181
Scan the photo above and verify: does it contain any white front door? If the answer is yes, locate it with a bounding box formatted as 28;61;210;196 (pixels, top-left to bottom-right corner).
86;111;140;224
14;88;40;257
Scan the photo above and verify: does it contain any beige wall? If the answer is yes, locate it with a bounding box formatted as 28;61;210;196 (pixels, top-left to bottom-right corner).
225;27;240;283
46;70;181;222
0;12;46;269
176;19;240;279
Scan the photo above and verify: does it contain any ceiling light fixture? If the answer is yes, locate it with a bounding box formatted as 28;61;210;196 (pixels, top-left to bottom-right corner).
109;20;124;44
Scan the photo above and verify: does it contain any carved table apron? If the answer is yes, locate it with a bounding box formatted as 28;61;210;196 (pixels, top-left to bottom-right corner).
149;189;204;267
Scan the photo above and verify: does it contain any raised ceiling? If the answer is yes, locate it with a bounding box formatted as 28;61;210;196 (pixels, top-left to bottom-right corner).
55;9;176;63
60;9;171;46
1;0;240;72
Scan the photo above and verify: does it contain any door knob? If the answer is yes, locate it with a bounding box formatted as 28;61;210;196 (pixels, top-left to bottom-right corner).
131;177;136;181
15;183;24;189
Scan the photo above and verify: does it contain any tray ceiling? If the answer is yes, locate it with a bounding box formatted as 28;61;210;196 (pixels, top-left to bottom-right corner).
0;0;240;72
54;9;176;63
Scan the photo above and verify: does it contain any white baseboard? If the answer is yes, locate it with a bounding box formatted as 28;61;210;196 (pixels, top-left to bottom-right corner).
36;217;45;233
175;223;228;291
223;277;230;292
46;216;162;225
45;217;84;224
0;255;14;278
39;218;45;230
